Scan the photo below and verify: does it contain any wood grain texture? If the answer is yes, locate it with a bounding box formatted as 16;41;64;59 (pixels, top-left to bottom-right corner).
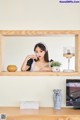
0;107;80;120
0;72;79;76
0;30;80;36
75;34;80;72
68;117;80;120
0;35;3;72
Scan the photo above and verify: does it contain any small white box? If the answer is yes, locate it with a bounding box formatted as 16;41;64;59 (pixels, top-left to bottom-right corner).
20;101;39;109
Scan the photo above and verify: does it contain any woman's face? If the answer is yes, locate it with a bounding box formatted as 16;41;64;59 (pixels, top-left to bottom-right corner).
35;47;46;60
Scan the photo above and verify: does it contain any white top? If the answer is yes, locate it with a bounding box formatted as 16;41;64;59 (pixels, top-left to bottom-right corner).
30;61;40;71
30;60;50;72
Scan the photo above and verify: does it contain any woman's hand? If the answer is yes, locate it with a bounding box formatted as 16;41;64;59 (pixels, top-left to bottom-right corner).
26;55;38;61
39;66;52;72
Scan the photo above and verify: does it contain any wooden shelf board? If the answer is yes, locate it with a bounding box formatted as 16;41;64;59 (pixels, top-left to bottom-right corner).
0;71;79;76
0;107;80;115
0;30;80;36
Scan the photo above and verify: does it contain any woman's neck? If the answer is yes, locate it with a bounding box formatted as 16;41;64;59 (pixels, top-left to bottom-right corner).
39;58;45;63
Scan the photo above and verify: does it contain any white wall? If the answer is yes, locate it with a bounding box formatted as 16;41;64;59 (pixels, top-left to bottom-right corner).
0;0;80;30
0;0;80;107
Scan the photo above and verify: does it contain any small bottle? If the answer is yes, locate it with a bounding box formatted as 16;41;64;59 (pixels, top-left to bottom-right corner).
53;89;62;110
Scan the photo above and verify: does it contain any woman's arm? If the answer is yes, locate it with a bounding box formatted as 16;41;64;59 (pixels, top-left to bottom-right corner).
21;56;30;71
39;63;52;72
21;55;37;71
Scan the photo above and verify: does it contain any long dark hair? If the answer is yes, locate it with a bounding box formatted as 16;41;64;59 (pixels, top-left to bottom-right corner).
34;43;49;62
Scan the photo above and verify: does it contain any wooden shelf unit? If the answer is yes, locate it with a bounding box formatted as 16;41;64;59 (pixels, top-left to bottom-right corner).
0;30;80;76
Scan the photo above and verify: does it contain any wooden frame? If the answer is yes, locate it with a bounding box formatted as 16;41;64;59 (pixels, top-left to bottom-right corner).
0;30;80;76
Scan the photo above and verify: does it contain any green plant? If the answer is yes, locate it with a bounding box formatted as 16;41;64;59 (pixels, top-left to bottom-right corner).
51;61;61;67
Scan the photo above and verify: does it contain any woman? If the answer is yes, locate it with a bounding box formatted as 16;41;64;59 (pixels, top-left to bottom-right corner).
21;43;52;72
